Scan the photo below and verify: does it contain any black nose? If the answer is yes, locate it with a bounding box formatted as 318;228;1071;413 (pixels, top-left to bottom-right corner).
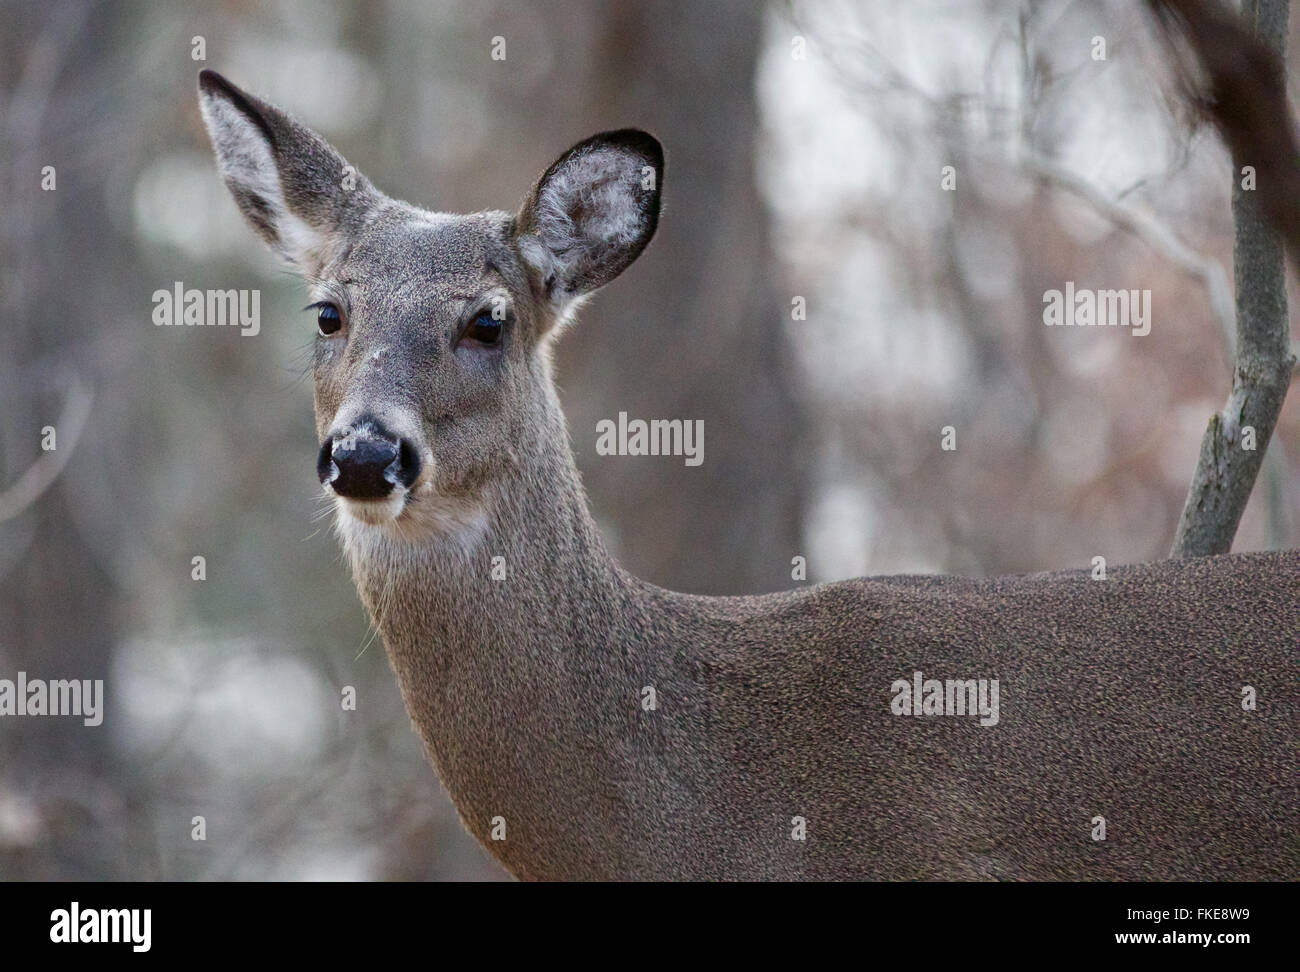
317;424;421;500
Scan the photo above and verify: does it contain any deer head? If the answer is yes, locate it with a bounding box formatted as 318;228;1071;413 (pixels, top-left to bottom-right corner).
198;70;663;541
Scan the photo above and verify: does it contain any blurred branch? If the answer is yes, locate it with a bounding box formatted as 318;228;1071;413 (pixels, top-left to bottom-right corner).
1150;0;1297;557
1018;149;1236;350
1150;0;1300;251
804;0;1277;564
0;377;93;523
813;1;1239;352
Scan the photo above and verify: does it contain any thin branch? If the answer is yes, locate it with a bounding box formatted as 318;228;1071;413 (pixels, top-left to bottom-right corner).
813;1;1239;352
0;377;94;523
1018;148;1237;351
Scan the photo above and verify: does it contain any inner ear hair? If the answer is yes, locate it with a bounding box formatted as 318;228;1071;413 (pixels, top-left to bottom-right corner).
519;129;663;302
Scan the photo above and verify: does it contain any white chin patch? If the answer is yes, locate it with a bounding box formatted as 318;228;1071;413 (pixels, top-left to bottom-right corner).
336;492;406;525
334;482;490;553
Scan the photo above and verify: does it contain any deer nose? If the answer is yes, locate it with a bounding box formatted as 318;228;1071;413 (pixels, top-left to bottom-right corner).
317;425;421;499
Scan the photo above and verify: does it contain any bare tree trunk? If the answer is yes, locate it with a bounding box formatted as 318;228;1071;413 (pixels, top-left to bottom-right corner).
1167;0;1295;557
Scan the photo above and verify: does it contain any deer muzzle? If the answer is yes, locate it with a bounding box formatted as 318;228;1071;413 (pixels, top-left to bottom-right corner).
318;420;421;501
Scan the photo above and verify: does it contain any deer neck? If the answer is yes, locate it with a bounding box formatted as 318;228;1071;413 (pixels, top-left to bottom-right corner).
338;368;650;874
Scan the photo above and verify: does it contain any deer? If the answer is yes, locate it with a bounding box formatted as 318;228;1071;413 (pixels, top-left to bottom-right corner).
198;69;1300;881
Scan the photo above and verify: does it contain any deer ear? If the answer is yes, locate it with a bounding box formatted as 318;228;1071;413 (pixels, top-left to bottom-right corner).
197;70;377;272
516;129;663;307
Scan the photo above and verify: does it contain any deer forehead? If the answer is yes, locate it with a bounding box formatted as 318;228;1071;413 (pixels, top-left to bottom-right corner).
337;207;522;297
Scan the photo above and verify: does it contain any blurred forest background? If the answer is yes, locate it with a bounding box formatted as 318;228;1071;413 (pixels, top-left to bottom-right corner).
1;0;1297;880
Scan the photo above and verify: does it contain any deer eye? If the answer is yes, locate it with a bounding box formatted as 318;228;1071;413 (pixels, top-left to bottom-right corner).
464;311;503;346
316;303;342;336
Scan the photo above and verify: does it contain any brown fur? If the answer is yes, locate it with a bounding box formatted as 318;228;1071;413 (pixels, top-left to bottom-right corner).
200;70;1300;880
